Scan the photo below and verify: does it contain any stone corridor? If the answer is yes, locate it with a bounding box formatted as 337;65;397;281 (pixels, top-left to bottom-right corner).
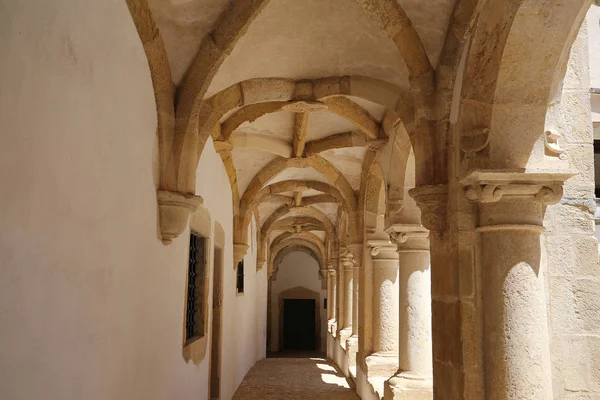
232;358;360;400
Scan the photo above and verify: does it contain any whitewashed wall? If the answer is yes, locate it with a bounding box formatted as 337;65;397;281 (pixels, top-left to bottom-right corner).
0;1;266;399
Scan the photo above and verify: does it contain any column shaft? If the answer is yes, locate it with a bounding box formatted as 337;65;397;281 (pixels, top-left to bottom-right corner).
397;250;432;374
479;210;552;399
369;241;399;354
343;262;353;329
461;171;570;400
352;264;359;335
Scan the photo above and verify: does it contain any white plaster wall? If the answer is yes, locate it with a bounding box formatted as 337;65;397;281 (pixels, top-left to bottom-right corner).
270;251;327;352
195;141;267;400
0;1;265;399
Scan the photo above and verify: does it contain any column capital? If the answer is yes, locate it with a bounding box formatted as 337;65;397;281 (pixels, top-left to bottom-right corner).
460;170;574;205
408;184;448;232
327;268;337;277
461;170;574;231
157;190;203;244
386;224;430;252
319;269;328;279
233;243;249;266
340;248;355;270
367;239;398;260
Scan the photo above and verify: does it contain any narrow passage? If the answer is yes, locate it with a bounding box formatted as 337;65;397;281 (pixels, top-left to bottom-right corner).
232;358;359;400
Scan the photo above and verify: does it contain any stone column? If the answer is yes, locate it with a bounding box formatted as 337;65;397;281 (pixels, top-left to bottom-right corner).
365;238;400;386
346;244;362;377
409;184;463;399
341;252;354;335
385;224;433;399
461;170;571;400
327;269;337;322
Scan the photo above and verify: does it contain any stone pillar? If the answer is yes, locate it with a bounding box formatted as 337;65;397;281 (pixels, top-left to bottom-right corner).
461;170;572;400
368;239;399;354
341;252;354;333
409;184;463;399
385;224;433;399
347;244;362;377
327;269;337;322
365;238;400;392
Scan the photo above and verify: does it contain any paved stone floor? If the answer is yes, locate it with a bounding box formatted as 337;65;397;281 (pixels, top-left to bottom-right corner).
232;357;360;400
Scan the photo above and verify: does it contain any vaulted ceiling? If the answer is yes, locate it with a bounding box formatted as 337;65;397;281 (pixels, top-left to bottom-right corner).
145;0;458;271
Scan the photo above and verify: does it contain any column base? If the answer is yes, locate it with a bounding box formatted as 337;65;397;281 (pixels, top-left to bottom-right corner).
328;318;337;336
384;371;432;400
338;327;352;349
346;334;359;379
364;352;399;399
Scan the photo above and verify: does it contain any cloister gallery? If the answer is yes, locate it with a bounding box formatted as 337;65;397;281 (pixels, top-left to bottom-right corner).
2;0;600;399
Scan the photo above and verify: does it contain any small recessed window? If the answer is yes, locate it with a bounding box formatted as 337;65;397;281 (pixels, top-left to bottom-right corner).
236;259;245;294
185;232;207;341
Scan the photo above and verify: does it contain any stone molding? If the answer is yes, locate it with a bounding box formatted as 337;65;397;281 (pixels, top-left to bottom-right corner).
386;223;430;253
233;243;249;267
460;170;575;206
367;239;398;262
408;185;448;232
157;190;203;245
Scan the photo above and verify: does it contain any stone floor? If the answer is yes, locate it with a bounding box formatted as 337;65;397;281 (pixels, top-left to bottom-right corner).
232;357;360;400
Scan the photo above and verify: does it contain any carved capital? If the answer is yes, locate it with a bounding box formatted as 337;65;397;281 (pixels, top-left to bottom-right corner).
340;248;355;269
157;190;203;245
460;170;574;206
328;268;337;277
366;239;398;261
319;269;328;279
386;224;430;252
408;185;448;232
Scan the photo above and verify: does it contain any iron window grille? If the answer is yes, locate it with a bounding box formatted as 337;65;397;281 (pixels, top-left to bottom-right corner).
186;232;206;341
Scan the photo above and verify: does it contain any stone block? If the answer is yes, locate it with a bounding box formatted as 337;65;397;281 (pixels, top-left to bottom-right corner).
555;90;593;144
573;279;600;333
545;204;594;235
549;277;579;334
574;236;600;276
552;336;590;393
545;235;575;276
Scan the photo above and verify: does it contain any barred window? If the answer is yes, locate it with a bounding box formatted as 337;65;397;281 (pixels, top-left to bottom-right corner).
236;259;244;294
186;232;207;341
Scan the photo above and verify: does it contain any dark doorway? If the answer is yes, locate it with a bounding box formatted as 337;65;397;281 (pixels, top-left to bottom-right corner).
283;299;316;350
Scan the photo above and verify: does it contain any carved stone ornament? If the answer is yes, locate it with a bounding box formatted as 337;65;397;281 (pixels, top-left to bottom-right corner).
460;170;575;205
408;185;448;232
157;190;203;245
233;243;249;267
328;268;337;277
386;224;430;252
461;127;490;159
543;129;568;160
366;239;397;260
319;269;328;279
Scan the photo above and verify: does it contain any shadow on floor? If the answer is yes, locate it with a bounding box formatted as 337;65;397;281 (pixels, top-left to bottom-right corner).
232;357;359;400
267;350;326;358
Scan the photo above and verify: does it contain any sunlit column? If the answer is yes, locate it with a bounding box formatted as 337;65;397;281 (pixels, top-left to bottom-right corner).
461;171;570;400
385;224;432;399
